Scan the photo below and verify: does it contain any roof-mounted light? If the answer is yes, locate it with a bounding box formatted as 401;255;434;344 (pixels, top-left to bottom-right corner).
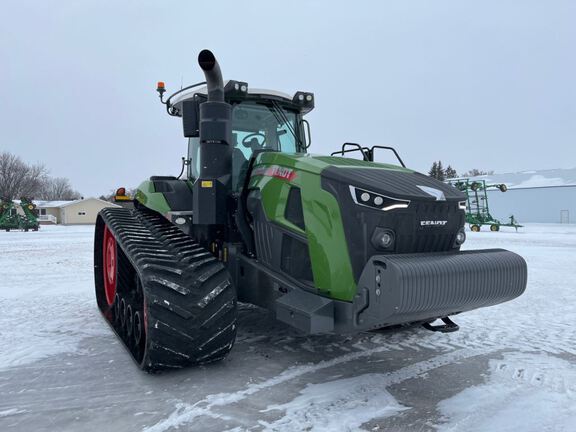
156;81;167;103
293;91;314;108
224;80;249;98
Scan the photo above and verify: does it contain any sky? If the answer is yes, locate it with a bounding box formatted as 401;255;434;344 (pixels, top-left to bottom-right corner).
1;0;574;197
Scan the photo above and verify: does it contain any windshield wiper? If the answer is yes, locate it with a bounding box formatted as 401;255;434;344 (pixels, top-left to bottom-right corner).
270;101;304;151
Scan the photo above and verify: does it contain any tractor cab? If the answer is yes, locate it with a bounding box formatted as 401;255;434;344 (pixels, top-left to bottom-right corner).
165;82;313;190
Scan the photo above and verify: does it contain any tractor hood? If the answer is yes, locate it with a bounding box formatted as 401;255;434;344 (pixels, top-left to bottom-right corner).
253;152;464;202
321;166;465;202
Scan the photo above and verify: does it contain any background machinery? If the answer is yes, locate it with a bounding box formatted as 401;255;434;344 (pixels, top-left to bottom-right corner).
18;198;40;231
0;198;39;232
0;199;19;231
94;50;527;372
447;178;523;231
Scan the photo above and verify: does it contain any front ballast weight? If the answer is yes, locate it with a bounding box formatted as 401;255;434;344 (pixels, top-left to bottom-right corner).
274;249;527;334
446;178;523;232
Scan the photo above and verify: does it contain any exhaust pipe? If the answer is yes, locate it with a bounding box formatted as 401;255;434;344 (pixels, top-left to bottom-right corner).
198;49;224;103
193;49;232;225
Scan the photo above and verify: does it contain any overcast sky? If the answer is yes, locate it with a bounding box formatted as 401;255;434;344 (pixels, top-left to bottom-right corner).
1;0;574;197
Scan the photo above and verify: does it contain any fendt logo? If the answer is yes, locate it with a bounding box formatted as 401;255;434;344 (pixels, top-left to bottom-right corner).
420;220;448;227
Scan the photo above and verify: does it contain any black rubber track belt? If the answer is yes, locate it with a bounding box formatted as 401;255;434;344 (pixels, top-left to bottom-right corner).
96;207;237;372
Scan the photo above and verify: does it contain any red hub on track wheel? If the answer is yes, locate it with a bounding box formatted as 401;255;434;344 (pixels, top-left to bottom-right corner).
103;225;117;306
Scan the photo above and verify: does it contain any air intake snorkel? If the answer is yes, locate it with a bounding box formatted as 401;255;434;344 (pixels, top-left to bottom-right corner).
193;49;233;225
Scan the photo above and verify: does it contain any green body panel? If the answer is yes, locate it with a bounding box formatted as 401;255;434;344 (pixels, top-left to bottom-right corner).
135;180;172;214
248;153;410;301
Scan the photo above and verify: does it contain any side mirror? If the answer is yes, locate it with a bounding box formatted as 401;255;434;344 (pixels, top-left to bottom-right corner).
182;100;200;137
301;119;312;150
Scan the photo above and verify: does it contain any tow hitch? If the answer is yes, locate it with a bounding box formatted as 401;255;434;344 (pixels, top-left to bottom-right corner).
422;317;460;333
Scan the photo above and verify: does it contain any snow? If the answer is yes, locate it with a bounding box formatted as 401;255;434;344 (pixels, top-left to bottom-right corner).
1;223;576;431
0;225;107;369
0;409;27;418
467;167;576;189
437;352;576;432
260;375;407;431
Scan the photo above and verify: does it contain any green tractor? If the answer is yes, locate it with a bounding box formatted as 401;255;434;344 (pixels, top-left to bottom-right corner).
94;50;527;372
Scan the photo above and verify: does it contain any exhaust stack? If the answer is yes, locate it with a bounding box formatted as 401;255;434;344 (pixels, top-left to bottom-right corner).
198;50;224;102
193;49;233;225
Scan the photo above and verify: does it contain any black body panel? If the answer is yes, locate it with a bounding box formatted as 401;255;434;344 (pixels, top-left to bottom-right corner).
151;178;194;211
246;189;314;286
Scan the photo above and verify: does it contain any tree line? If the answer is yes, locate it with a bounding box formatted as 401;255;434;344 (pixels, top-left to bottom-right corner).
0;151;81;201
428;160;494;181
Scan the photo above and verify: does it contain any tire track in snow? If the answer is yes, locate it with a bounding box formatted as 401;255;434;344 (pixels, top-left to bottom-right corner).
142;347;493;432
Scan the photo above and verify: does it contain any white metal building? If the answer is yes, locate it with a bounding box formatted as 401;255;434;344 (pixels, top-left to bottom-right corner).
468;168;576;224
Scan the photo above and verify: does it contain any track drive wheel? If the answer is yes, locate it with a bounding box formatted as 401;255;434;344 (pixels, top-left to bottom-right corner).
470;224;481;232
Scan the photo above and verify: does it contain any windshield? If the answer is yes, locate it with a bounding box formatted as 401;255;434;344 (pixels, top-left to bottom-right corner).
189;101;303;189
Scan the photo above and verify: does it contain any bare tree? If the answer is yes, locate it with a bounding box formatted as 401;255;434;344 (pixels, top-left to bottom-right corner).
0;151;48;200
39;177;81;201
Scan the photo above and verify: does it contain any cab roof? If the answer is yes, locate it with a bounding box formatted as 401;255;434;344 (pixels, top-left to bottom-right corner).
170;80;314;115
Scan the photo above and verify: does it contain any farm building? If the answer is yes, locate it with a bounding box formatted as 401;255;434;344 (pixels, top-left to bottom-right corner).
34;198;120;225
468;168;576;224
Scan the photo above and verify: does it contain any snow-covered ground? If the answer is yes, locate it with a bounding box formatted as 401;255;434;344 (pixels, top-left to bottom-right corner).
1;224;575;431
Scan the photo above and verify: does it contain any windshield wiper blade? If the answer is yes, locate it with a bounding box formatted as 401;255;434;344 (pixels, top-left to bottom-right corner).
270;101;304;151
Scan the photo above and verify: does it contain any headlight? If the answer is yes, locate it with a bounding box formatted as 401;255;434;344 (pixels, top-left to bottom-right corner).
349;186;410;211
371;228;395;250
454;228;466;247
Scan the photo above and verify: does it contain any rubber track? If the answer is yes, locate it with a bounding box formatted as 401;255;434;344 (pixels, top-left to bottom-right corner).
96;207;237;372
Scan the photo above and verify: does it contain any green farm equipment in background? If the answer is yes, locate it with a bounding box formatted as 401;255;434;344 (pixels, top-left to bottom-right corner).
19;198;40;231
0;198;40;232
0;199;20;231
446;179;522;232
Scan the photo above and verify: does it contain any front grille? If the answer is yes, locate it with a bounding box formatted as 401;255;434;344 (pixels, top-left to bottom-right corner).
395;201;457;253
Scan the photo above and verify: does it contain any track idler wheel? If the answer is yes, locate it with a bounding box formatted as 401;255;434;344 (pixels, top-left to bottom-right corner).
103;225;117;306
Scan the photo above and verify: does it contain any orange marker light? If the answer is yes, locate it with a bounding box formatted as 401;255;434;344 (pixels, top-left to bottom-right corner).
157;81;165;90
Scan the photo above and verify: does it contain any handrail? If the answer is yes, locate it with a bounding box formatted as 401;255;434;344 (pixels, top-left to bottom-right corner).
38;214;57;224
331;142;406;167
